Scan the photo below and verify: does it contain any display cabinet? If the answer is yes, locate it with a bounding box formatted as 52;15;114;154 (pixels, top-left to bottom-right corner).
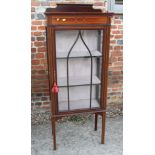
45;4;112;150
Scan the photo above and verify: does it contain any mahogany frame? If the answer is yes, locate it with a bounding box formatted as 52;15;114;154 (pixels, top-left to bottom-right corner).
45;4;112;150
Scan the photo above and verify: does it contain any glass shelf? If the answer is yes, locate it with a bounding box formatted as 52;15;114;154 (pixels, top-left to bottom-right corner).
57;76;101;87
56;50;102;59
59;99;100;111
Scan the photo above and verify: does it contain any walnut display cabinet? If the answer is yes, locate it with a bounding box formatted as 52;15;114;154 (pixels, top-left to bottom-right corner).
45;4;113;150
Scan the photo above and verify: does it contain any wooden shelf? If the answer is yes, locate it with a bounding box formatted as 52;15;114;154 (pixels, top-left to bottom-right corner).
56;50;102;59
58;76;100;87
59;99;100;111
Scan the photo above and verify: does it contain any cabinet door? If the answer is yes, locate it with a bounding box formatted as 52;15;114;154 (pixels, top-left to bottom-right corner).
55;30;104;112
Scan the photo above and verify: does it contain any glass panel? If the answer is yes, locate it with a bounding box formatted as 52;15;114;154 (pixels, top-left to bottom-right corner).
55;30;103;112
115;0;123;4
58;85;100;111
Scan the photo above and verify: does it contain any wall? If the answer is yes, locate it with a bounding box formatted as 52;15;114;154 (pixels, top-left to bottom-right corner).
31;0;123;112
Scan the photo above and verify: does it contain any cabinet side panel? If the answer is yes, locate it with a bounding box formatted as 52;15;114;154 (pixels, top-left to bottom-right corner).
100;25;111;109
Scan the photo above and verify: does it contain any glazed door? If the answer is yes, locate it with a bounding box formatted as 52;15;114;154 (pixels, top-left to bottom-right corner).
54;29;104;112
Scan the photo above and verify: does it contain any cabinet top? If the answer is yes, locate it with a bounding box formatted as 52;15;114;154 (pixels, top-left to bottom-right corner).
45;4;113;16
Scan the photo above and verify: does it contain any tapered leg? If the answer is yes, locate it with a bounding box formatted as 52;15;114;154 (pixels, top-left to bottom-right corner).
94;113;98;131
52;118;56;150
101;112;106;144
